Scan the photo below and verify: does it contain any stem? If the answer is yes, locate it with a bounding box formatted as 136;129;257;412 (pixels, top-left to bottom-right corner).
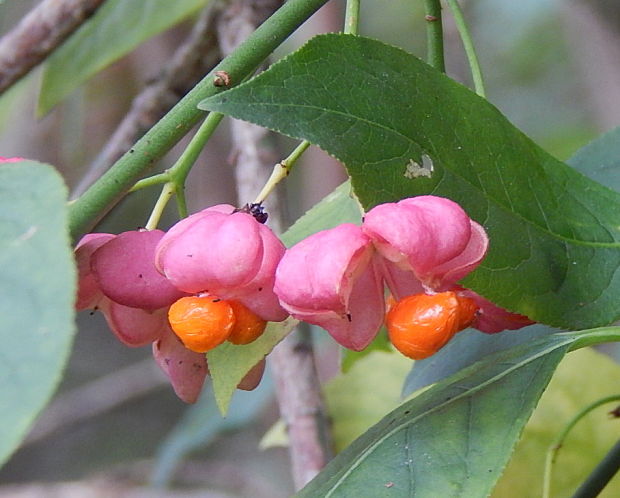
129;173;169;192
572;439;620;498
169;112;225;186
543;395;620;498
164;110;224;218
444;0;485;97
424;0;445;72
136;111;225;221
270;327;334;489
144;182;175;230
253;140;311;204
567;327;620;352
344;0;361;35
68;0;330;239
72;3;222;197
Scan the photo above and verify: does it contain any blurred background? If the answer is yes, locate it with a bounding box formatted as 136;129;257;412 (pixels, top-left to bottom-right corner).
0;0;619;496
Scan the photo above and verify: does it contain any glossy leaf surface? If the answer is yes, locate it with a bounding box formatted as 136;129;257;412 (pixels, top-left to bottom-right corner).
200;34;620;330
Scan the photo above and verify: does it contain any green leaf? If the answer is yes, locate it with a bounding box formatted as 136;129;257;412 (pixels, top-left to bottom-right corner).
493;348;620;498
38;0;208;115
200;34;620;330
295;330;620;497
567;125;620;192
207;182;361;415
0;161;75;467
207;317;295;415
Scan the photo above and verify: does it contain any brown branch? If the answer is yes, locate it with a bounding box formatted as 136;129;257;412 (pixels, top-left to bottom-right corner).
269;328;334;489
72;2;224;197
218;0;333;490
0;0;107;95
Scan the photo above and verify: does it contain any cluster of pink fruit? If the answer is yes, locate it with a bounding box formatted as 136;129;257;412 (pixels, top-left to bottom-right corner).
76;196;531;403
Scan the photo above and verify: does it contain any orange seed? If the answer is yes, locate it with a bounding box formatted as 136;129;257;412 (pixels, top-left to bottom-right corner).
168;295;235;353
227;300;267;345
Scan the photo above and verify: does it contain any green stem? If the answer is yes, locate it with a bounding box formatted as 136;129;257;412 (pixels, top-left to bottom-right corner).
424;0;445;72
169;112;225;218
253;0;361;206
254;140;311;204
129;172;169;192
169;112;225;186
543;395;620;498
445;0;485;97
567;327;620;352
68;0;330;240
572;438;620;498
344;0;361;35
145;182;176;230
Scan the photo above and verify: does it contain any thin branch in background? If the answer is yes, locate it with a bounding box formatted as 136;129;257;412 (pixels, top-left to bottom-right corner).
217;0;334;489
72;2;223;197
0;0;106;95
572;438;620;498
23;359;167;447
269;328;333;489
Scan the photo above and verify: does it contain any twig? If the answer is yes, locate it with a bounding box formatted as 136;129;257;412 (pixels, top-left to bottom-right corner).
23;359;167;446
572;438;620;498
72;3;223;197
218;0;333;489
68;0;330;238
0;0;106;95
424;0;445;72
269;328;333;489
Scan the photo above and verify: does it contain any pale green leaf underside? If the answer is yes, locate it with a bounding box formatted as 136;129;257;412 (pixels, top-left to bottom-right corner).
38;0;208;114
0;161;75;467
200;34;620;330
296;330;613;497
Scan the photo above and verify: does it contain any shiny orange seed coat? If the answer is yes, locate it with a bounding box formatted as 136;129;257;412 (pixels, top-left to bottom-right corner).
227;300;267;345
168;296;236;353
386;291;478;360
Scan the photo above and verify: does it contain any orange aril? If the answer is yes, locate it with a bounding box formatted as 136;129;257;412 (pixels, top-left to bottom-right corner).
227;300;267;345
168;295;235;353
386;291;478;360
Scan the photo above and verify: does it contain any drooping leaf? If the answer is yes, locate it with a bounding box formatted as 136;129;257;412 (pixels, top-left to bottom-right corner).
567;125;620;192
493;348;620;497
200;34;620;330
207;317;295;415
0;160;75;467
38;0;208;115
295;329;620;497
207;182;361;414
